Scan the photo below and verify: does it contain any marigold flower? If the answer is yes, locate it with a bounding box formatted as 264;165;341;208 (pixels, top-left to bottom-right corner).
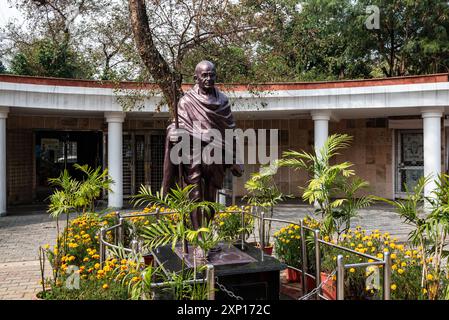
102;284;109;290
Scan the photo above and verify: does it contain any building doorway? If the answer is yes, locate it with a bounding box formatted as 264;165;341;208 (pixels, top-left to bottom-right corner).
122;131;165;198
34;130;103;202
395;130;424;198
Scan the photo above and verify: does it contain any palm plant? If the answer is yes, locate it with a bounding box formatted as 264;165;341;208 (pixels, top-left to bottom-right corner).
131;184;224;253
243;162;287;247
131;184;223;300
73;164;114;213
48;169;80;254
280;133;373;239
376;175;449;300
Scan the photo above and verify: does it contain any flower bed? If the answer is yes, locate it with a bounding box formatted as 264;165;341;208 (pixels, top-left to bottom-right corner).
320;226;449;300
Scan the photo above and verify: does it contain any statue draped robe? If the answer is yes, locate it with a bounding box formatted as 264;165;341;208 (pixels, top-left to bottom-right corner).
162;85;237;216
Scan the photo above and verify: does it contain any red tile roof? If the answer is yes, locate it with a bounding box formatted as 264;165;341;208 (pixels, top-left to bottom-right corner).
0;73;447;91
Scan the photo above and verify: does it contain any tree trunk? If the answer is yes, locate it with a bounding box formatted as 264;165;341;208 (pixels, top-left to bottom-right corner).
128;0;183;116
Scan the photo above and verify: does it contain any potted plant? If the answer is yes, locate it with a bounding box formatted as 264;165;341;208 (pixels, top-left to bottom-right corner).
244;162;287;254
375;175;449;300
274;224;302;281
214;205;255;244
280;134;373;242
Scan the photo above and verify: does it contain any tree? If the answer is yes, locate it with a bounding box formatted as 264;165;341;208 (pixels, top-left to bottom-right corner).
128;0;261;116
10;38;92;78
355;0;449;77
3;0;137;80
0;61;6;74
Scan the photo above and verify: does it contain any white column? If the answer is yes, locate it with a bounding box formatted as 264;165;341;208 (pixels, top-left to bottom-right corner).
0;108;8;216
311;111;331;208
312;112;331;156
105;112;125;209
422;109;443;201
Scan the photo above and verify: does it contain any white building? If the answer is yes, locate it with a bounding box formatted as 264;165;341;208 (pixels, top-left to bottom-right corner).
1;73;449;215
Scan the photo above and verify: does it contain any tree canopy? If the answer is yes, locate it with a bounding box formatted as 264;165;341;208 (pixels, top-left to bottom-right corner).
1;0;448;86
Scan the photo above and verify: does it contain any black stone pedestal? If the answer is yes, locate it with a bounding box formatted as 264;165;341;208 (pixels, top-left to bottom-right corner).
152;243;286;300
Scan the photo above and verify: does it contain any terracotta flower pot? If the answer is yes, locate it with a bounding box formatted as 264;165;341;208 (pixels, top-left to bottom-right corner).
320;272;337;300
263;245;273;255
286;267;301;282
143;254;154;267
246;242;273;255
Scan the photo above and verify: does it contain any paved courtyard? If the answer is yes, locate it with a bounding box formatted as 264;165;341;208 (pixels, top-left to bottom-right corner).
0;202;411;300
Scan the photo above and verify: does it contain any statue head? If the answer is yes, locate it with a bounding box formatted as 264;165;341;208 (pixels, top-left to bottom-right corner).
194;60;216;94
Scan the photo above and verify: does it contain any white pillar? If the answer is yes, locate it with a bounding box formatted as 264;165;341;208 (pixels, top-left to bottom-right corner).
105;112;125;209
0;108;8;216
312;112;331;156
311;111;331;208
422;109;443;201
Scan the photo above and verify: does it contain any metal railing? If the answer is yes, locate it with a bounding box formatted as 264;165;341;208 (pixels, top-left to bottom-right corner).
222;208;392;300
98;209;215;300
99;205;392;301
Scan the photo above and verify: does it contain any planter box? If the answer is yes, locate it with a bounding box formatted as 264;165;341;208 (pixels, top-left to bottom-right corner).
285;268;316;293
320;272;336;300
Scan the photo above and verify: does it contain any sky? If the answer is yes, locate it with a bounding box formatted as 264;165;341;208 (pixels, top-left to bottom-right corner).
0;1;23;29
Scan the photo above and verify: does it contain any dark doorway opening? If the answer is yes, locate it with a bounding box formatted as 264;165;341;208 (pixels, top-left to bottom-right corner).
122;131;165;198
35;130;103;202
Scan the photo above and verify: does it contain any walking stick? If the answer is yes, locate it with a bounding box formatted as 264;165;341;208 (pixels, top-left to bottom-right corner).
172;78;189;255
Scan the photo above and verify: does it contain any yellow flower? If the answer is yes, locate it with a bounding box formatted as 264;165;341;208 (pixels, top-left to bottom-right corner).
397;269;404;275
391;284;397;291
94;263;100;270
427;274;434;281
349;268;355;273
390;253;397;259
367;241;373;247
423;288;428;294
401;262;407;267
102;284;109;290
43;244;50;250
83;257;90;262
